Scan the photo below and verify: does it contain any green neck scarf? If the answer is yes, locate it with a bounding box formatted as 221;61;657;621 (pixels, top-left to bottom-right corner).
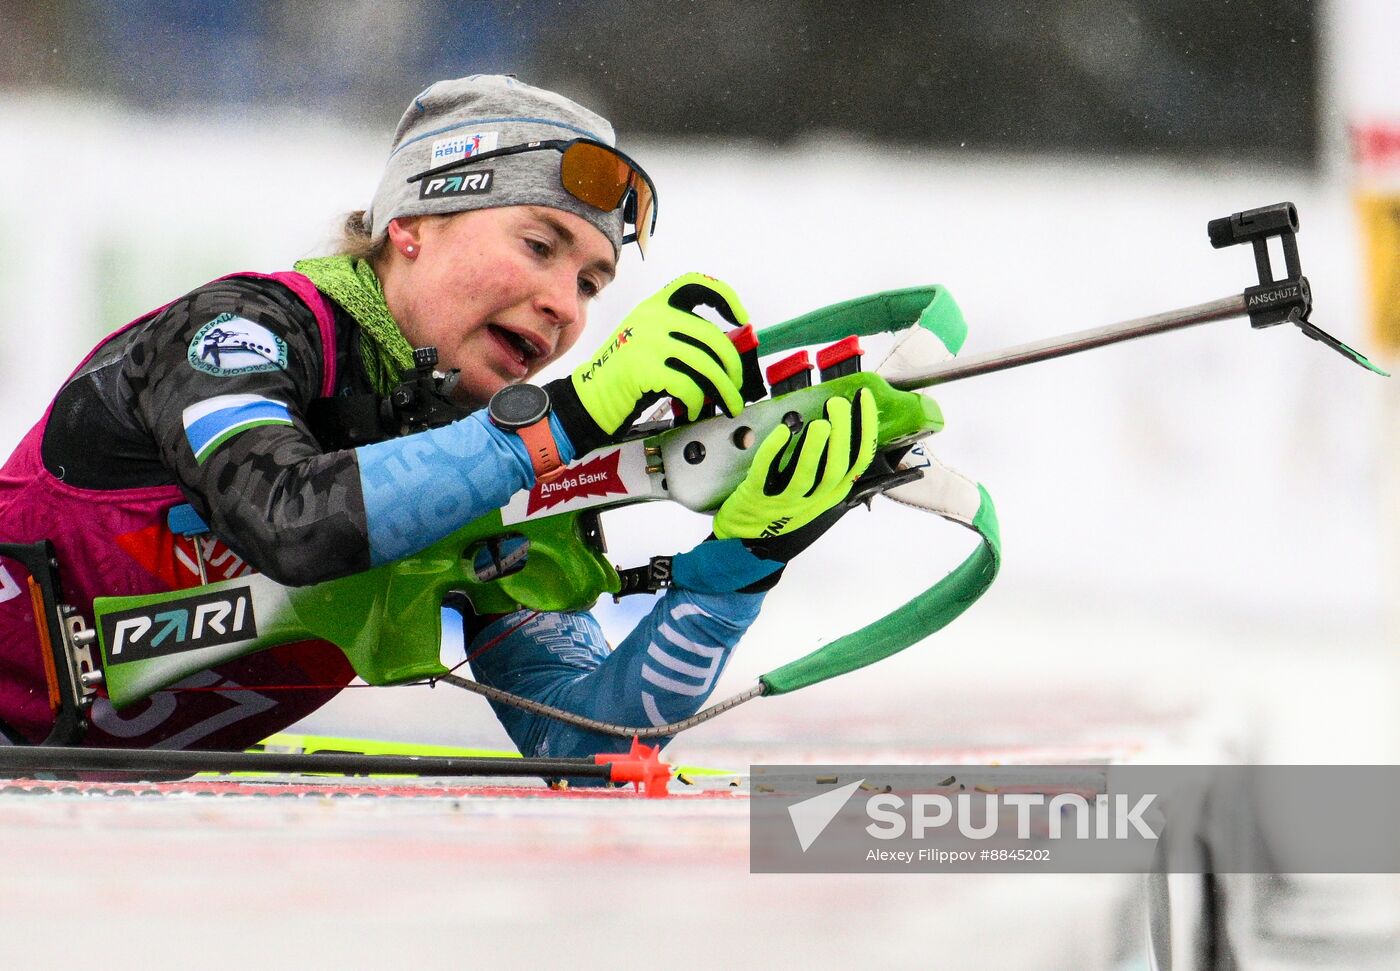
293;255;416;396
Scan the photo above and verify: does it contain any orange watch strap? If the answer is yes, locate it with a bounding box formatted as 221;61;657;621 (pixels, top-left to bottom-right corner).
515;418;566;482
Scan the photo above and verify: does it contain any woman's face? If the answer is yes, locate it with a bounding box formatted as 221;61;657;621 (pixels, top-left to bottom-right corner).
382;206;617;405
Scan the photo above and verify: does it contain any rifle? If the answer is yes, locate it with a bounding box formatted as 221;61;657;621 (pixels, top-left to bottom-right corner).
27;203;1385;744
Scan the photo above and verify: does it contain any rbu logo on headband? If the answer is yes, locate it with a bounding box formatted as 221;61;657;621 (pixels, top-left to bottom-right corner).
430;132;499;165
420;170;494;199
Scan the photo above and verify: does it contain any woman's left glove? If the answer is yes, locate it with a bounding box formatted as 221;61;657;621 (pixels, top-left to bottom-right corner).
671;388;878;594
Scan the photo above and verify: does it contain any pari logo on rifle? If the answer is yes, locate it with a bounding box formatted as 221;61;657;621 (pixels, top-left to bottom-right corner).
101;586;257;662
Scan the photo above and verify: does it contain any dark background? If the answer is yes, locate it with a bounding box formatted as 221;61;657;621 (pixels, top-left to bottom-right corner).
0;0;1319;164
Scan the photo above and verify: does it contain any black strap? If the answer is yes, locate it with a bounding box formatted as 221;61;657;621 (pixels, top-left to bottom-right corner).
614;557;673;599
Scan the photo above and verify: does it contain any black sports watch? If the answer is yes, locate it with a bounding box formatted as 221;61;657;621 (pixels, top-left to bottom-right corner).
487;384;565;482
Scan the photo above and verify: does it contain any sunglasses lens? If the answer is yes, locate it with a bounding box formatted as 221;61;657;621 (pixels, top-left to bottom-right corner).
630;177;655;257
560;142;657;256
560;142;631;210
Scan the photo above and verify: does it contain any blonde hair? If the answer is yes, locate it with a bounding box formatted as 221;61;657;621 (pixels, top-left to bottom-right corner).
335;210;390;263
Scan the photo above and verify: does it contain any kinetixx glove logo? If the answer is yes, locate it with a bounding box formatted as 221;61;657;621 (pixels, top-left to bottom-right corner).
577;328;633;382
759;516;793;538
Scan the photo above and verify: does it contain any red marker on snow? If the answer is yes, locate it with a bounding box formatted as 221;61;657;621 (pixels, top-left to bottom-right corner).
595;737;672;797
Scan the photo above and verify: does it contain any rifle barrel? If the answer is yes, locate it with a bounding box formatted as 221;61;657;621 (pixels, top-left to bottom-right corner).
891;293;1247;390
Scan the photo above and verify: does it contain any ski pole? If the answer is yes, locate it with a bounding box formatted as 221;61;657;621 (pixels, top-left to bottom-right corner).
0;740;673;795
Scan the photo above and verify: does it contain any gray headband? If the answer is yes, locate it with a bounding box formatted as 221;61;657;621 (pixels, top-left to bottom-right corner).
365;75;625;255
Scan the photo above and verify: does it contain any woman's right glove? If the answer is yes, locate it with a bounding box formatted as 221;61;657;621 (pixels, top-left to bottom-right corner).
546;272;747;457
672;387;879;594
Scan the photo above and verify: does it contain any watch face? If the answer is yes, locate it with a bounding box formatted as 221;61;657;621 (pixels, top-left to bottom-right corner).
489;383;550;429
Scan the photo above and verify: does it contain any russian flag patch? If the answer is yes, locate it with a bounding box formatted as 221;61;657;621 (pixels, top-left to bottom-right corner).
183;394;294;465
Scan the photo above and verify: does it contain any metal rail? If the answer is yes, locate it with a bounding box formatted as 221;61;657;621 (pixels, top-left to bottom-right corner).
893;294;1248;390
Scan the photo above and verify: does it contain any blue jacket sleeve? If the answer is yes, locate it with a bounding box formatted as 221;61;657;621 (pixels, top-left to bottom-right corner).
356;410;574;564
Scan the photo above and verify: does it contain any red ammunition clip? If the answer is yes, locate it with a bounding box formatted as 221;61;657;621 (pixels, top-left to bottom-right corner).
816;335;864;380
766;350;814;397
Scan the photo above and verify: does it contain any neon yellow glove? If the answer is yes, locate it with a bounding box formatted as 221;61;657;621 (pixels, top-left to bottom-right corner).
547;273;747;455
714;388;878;542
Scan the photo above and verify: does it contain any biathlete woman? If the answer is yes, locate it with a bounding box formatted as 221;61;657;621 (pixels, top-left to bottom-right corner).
0;75;875;764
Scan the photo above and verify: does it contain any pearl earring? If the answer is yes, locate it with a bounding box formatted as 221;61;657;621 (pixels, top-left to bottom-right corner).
405;245;417;255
